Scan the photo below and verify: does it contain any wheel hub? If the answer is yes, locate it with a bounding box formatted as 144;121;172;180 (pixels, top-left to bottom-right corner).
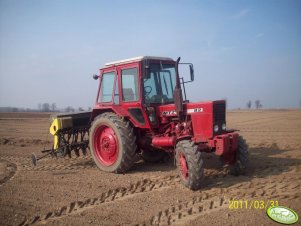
179;153;188;180
94;126;118;166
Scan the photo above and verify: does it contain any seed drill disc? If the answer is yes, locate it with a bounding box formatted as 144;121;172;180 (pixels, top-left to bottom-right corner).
31;153;37;166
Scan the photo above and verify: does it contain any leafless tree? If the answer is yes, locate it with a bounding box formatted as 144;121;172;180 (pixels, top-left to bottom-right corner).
65;106;75;112
246;100;252;109
255;100;262;109
51;103;56;112
78;107;84;111
42;103;50;112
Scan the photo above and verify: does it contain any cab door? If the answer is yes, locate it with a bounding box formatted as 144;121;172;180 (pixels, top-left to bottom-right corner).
117;63;147;127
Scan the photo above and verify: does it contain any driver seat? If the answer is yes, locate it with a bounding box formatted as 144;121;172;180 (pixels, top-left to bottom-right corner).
123;88;135;101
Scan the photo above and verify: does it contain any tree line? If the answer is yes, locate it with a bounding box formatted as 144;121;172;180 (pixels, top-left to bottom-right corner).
0;103;91;113
38;103;91;112
246;100;263;109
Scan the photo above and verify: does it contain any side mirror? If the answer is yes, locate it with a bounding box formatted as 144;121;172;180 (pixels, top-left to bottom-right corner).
189;65;194;81
93;74;99;80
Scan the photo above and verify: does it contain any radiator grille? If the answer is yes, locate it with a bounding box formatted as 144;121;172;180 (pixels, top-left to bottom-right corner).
213;102;226;123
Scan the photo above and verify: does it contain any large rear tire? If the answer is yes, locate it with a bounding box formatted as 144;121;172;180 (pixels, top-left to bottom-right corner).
175;140;204;190
233;136;249;175
89;113;137;173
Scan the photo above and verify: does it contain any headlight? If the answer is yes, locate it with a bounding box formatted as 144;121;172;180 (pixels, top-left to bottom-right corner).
222;123;226;130
214;125;219;132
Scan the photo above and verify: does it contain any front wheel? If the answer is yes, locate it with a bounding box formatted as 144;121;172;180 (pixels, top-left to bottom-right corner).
89;113;137;173
175;140;204;190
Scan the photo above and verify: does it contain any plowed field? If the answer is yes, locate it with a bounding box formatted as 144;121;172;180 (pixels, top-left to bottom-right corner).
0;110;300;225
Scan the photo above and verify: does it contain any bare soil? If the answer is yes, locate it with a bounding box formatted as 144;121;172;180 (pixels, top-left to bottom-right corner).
0;110;300;226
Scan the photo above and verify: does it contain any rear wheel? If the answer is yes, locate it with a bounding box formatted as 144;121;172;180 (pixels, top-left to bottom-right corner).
233;136;249;175
89;113;137;173
175;140;204;190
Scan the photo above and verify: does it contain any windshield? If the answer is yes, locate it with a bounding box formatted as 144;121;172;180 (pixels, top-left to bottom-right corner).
143;63;177;104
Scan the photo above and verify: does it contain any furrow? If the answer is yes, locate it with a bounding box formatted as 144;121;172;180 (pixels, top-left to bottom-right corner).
18;176;178;225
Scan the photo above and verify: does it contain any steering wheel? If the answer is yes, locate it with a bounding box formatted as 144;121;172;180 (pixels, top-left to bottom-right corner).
144;86;152;95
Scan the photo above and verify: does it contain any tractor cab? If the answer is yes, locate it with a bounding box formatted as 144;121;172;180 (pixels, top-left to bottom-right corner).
92;56;194;131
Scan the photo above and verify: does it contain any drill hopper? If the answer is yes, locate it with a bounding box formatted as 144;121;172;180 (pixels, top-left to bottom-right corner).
32;111;91;165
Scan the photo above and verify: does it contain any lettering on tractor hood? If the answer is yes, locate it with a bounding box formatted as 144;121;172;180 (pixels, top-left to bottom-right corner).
162;110;177;116
162;108;204;116
187;108;203;113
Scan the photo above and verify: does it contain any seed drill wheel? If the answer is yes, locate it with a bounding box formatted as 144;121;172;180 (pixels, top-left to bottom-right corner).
89;113;137;173
233;136;249;175
175;140;204;190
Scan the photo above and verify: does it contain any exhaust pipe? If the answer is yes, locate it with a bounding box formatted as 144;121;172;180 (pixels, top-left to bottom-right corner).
152;136;176;147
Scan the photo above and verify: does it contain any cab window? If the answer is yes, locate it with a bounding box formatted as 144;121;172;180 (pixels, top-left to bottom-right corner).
144;63;176;104
99;72;115;102
121;68;139;102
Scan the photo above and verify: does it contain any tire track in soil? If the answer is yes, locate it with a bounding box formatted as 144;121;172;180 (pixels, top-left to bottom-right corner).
147;196;229;226
231;115;289;126
21;160;96;171
0;156;31;164
143;175;301;225
7;152;301;225
239;129;300;133
0;156;96;171
18;175;180;226
0;159;17;186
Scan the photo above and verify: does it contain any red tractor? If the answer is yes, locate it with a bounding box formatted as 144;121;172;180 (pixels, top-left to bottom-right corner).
88;56;249;190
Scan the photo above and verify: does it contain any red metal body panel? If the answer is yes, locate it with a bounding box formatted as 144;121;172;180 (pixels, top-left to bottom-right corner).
212;133;238;155
207;132;239;164
187;102;214;142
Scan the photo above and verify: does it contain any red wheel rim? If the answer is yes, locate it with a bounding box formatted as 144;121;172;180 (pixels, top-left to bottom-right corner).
179;153;188;180
94;125;119;166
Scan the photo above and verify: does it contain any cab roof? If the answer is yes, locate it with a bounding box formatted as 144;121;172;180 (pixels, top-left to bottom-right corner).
104;56;174;67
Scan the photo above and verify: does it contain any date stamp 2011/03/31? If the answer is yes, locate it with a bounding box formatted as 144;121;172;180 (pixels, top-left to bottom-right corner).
229;200;279;210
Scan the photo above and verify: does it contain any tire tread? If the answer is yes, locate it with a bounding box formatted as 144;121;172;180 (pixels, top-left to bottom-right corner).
90;113;137;173
176;140;204;190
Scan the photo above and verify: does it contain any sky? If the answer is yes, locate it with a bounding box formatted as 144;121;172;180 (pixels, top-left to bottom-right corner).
0;0;300;110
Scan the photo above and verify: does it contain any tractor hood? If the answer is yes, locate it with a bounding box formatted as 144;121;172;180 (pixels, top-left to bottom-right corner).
158;100;225;117
158;100;226;141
